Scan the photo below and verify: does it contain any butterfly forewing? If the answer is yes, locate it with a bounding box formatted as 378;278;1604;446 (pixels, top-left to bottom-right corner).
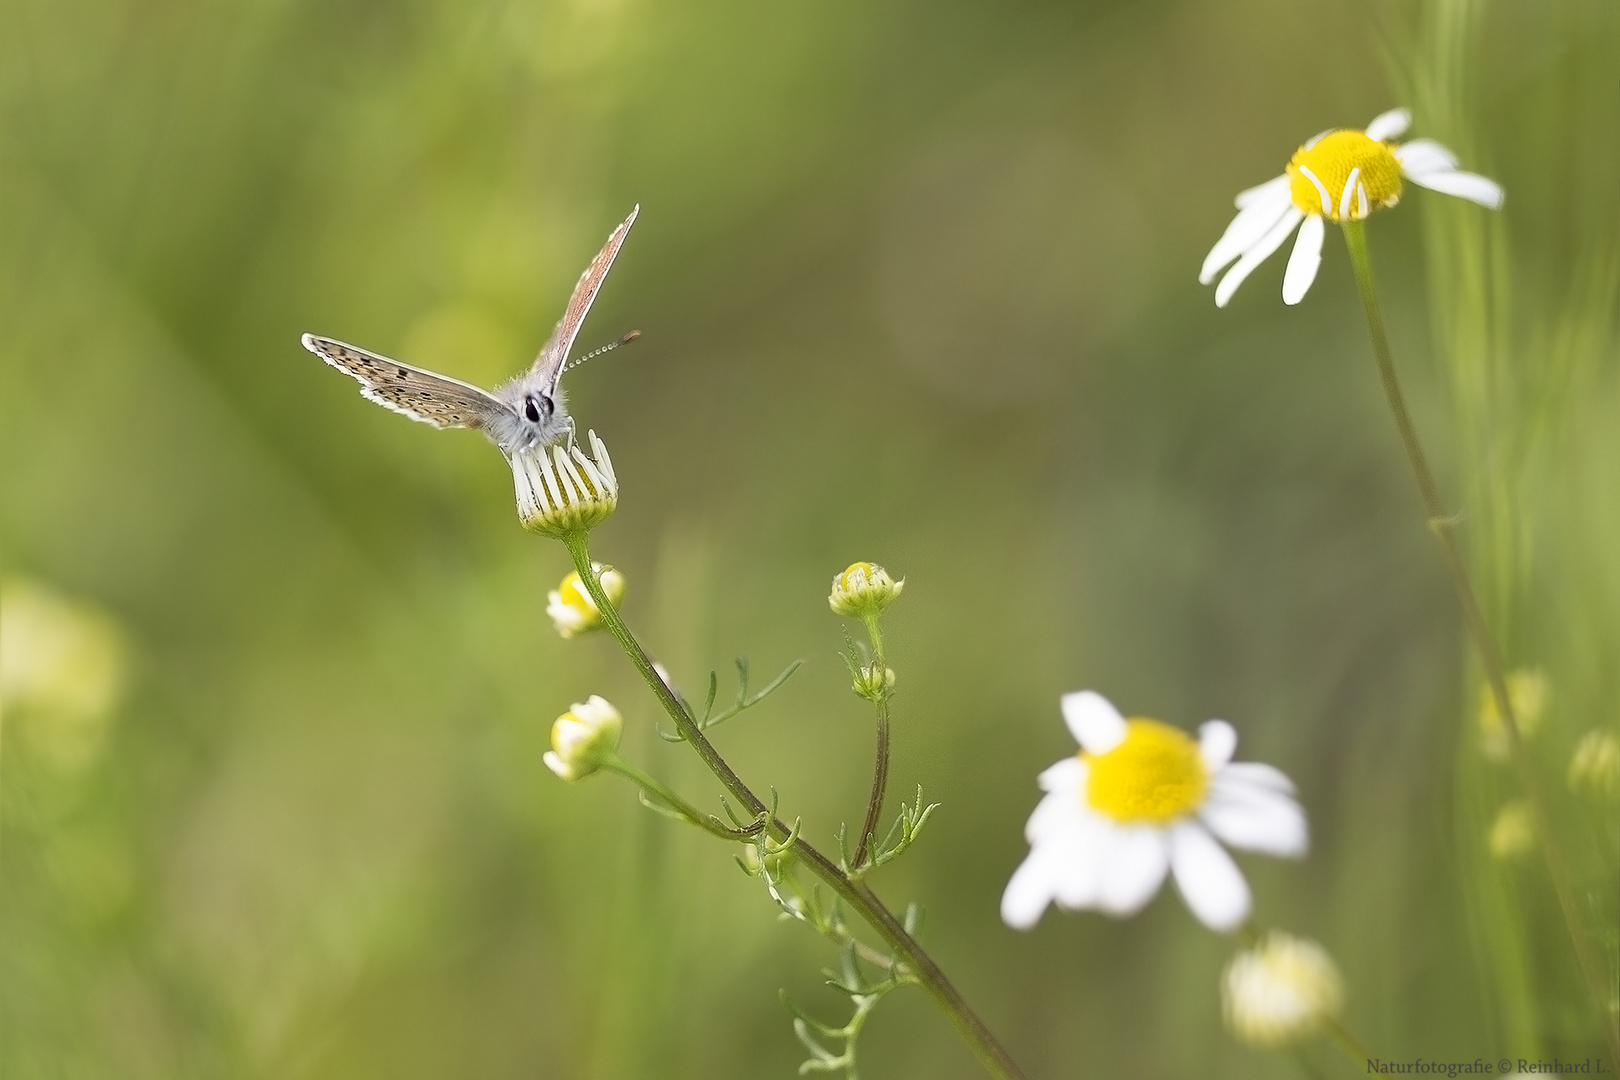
302;334;512;430
530;204;640;392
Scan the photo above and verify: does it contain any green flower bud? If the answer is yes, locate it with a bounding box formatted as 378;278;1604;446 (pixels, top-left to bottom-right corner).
828;562;903;618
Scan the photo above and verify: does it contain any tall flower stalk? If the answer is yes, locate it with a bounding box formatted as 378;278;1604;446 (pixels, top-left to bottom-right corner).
559;532;1028;1080
1341;221;1619;1063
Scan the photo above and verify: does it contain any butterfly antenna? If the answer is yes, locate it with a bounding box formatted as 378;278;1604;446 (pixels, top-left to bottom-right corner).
564;330;641;374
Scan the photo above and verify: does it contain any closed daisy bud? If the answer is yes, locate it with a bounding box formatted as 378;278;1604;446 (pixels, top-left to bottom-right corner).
852;663;896;701
543;695;622;781
1222;932;1345;1046
546;563;625;639
1568;730;1620;798
828;562;903;618
1488;799;1535;861
1478;669;1548;762
511;429;618;538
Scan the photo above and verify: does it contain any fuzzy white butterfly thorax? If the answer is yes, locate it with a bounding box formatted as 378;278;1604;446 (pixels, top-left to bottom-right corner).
302;205;638;458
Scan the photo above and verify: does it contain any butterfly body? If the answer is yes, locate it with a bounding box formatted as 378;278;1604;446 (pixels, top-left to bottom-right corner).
302;205;638;457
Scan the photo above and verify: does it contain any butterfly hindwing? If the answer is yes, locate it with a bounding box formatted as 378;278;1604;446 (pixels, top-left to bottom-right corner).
301;334;512;431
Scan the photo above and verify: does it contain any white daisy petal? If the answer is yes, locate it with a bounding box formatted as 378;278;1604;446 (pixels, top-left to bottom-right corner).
1364;107;1412;142
1281;213;1324;306
1199;720;1237;770
1053;827;1114;910
1219;761;1296;795
1407;168;1504;209
1001;844;1062;929
1215;207;1305;308
1025;787;1085;843
1200;192;1293;285
1393;138;1459;178
1234;174;1290;209
1037;755;1084;794
1061;690;1127;754
1202;773;1308;857
1169;822;1252;932
1096;826;1171;916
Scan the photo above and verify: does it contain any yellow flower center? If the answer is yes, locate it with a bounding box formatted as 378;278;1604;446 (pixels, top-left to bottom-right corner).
555;571;595;616
1084;719;1209;823
1287;130;1403;221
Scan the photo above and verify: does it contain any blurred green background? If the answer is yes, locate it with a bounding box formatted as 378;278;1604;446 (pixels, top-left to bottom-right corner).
3;0;1616;1076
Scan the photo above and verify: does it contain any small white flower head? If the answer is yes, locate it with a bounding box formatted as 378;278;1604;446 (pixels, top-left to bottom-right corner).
1222;931;1345;1046
852;662;896;701
1202;108;1505;307
546;563;625;639
1001;691;1307;933
828;562;904;618
1568;730;1620;798
511;429;618;538
1478;668;1548;762
0;577;128;772
1488;799;1535;861
543;695;623;781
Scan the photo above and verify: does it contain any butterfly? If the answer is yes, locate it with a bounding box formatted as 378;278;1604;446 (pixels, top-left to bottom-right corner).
302;205;639;456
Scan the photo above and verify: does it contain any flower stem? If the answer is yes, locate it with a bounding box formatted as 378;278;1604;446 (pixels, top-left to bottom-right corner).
1341;220;1619;1060
852;612;891;870
562;532;1029;1080
599;754;761;841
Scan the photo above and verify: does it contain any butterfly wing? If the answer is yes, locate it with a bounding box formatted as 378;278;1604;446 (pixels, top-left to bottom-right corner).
301;334;514;430
529;205;640;394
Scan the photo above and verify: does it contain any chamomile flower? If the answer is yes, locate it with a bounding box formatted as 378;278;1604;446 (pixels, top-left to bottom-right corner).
511;429;618;538
1222;931;1345;1046
543;695;623;781
1001;691;1306;933
1201;108;1504;307
546;563;625;638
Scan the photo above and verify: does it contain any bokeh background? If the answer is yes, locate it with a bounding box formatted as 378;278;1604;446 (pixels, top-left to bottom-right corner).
3;0;1616;1076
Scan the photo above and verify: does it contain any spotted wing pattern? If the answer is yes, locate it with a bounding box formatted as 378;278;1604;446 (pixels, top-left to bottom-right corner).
301;334;510;430
530;204;640;392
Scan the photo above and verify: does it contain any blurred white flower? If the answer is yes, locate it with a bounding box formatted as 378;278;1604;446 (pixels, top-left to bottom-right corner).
1;577;128;771
1002;691;1306;933
1478;668;1548;762
828;562;903;618
1222;931;1345;1046
1568;729;1620;798
1488;799;1535;861
546;563;625;638
543;695;623;781
1202;108;1504;307
512;429;618;538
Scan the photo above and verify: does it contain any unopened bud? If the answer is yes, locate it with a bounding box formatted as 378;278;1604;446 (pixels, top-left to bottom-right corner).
828;562;903;619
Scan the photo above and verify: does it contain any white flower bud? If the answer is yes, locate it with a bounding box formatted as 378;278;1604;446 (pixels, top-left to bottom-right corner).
1488;799;1535;861
1222;932;1344;1046
1568;730;1620;798
543;695;623;781
1477;669;1548;762
828;562;903;618
546;563;625;639
852;663;896;702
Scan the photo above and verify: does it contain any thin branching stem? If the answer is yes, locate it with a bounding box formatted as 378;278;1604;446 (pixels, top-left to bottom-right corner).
1342;221;1619;1061
563;533;1028;1080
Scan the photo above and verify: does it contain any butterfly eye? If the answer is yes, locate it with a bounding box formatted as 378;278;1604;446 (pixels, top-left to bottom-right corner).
524;396;543;423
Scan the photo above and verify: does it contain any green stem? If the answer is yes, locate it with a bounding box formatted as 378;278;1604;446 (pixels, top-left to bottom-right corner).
1341;220;1619;1061
852;612;892;870
563;532;1028;1080
599;754;760;841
